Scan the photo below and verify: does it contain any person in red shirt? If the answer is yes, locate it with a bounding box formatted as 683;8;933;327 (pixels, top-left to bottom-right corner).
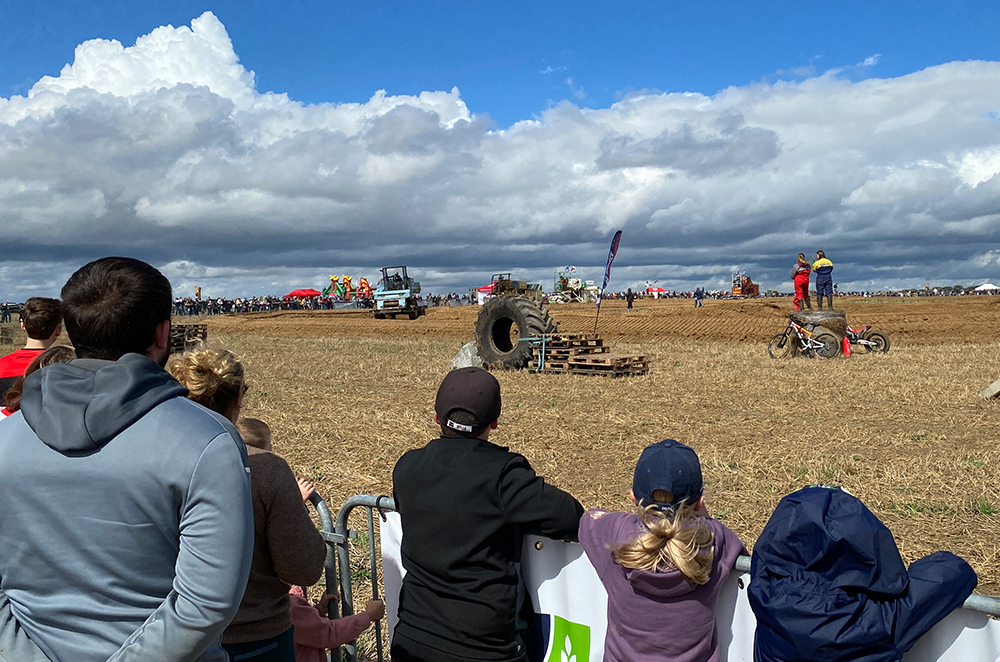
790;253;812;312
0;297;63;396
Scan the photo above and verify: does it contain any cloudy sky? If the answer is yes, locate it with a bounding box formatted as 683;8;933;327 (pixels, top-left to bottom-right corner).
2;2;1000;299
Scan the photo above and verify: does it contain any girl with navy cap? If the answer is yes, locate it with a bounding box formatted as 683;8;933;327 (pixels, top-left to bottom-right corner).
579;439;747;662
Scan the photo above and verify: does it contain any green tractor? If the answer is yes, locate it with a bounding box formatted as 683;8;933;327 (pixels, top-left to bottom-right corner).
474;273;556;369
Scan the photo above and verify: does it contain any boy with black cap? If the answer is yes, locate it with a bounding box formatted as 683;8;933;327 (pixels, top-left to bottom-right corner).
579;439;746;662
391;367;584;662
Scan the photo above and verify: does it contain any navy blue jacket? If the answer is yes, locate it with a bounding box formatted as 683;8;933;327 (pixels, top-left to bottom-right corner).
748;486;976;662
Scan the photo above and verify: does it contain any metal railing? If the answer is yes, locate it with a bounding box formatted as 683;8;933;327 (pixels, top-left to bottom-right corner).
320;494;397;662
317;495;1000;662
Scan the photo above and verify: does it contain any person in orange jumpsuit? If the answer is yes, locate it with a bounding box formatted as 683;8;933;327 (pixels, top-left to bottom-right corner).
791;253;812;311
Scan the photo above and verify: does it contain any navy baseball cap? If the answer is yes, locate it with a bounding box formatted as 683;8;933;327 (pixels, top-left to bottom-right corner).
632;439;703;508
435;367;501;432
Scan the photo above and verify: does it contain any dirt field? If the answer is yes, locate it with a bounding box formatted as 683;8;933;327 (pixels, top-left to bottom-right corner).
2;296;998;605
208;294;1000;344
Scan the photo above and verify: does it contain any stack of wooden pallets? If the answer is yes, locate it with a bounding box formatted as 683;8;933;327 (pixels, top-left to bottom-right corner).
170;324;208;354
528;333;648;377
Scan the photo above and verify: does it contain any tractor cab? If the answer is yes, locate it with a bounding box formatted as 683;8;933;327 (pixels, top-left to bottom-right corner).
490;273;513;296
378;266;419;294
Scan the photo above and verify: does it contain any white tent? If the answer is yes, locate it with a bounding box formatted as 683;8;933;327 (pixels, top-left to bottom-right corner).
975;283;999;291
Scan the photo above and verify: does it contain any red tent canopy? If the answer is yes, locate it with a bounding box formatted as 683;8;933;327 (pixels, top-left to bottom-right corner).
647;287;666;293
285;288;322;298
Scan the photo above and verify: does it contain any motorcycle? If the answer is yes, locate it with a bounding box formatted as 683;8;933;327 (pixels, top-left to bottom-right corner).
845;323;890;353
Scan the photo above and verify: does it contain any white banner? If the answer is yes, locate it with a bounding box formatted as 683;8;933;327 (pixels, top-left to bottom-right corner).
380;513;1000;662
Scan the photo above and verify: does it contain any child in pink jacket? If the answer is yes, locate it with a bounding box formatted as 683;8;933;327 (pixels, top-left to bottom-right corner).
288;586;385;662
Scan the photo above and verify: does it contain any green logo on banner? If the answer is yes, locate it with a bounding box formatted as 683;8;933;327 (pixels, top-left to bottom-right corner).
547;615;590;662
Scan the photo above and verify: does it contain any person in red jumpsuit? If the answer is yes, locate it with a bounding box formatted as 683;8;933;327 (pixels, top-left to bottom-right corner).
791;253;812;311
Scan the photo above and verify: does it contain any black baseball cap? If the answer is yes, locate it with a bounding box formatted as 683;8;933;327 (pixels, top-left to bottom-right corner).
632;439;703;509
435;367;502;433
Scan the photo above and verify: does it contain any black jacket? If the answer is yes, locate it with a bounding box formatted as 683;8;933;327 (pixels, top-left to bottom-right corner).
392;436;583;660
749;486;977;662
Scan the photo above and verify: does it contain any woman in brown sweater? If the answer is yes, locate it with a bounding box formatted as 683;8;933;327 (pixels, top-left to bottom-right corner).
168;346;326;661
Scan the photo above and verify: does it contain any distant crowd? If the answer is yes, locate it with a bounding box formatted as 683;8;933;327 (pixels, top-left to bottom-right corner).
0;257;986;662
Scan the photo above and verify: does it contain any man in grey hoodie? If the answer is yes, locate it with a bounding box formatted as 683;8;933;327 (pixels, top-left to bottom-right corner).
0;257;254;662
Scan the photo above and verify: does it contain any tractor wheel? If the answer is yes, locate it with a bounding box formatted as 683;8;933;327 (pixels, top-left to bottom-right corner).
373;312;385;320
475;295;556;369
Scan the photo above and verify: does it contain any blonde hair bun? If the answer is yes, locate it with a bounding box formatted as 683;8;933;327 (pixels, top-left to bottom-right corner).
167;343;245;416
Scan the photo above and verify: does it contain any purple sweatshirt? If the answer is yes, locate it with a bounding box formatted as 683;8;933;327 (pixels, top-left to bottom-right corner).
579;510;747;662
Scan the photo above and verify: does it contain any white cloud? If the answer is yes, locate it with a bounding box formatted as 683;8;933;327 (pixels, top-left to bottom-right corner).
2;12;1000;297
861;53;882;67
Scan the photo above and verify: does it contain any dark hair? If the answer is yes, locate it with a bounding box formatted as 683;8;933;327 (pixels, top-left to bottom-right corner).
4;346;76;413
20;297;62;340
61;257;172;360
816;250;826;259
440;409;489;439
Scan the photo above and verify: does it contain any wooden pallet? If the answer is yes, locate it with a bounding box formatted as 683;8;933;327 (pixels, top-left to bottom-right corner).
530;333;648;377
536;346;610;357
568;353;646;366
170;324;208;353
530;363;649;377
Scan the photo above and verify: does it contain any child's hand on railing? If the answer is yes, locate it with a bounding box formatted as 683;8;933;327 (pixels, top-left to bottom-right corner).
314;592;337;615
297;478;315;502
365;599;386;622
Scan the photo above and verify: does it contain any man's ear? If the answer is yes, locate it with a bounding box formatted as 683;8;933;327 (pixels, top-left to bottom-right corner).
489;419;499;430
51;325;62;340
434;412;441;425
153;319;170;350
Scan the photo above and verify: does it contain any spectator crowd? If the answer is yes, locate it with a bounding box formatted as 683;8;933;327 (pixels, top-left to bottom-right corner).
0;257;984;662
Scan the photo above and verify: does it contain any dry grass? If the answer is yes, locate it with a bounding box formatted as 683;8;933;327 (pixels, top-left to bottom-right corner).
221;331;1000;599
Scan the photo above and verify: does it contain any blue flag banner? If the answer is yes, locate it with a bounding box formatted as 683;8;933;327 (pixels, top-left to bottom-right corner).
596;230;622;308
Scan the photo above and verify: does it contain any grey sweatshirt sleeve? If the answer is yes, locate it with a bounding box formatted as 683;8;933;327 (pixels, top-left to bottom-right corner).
107;432;254;662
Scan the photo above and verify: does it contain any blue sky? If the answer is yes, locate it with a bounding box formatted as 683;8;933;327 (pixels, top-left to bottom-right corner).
4;1;998;128
1;3;1000;298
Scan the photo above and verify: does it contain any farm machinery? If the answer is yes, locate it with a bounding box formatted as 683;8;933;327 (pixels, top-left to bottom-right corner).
474;273;555;368
372;266;426;320
732;269;760;297
549;268;599;303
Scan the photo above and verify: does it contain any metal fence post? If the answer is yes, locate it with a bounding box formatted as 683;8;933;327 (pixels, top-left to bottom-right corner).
334;495;397;662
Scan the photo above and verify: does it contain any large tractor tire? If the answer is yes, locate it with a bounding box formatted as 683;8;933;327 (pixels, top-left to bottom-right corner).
475;295;556;369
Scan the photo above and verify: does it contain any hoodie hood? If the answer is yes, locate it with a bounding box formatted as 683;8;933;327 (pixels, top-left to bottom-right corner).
753;486;908;597
623;561;697;599
20;353;188;452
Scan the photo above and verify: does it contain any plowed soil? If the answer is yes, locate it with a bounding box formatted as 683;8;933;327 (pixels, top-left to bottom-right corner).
206;295;1000;344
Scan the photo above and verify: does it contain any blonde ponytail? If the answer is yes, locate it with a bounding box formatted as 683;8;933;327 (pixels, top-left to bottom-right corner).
612;503;715;585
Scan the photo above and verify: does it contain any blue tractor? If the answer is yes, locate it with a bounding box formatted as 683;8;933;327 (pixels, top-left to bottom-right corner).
373;266;427;320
